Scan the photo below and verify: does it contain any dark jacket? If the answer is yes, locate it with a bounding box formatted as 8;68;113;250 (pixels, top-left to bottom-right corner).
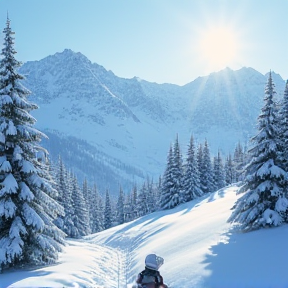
136;267;167;288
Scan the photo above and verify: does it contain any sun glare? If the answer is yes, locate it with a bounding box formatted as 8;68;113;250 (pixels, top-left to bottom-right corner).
198;26;240;72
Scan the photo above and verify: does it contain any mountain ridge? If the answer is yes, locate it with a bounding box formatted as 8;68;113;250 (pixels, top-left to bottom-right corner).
19;49;286;193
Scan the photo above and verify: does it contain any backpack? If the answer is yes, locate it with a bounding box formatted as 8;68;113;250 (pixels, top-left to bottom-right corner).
139;269;161;288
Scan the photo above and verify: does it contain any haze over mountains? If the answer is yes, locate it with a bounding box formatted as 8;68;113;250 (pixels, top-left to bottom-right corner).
19;49;286;194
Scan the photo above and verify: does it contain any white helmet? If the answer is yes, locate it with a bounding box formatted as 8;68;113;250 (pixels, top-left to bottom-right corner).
145;254;164;270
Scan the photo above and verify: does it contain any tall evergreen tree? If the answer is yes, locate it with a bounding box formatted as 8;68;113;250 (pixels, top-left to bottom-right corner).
97;195;104;232
228;72;288;231
0;17;65;270
146;177;157;213
197;143;204;192
233;142;245;182
104;190;112;229
172;134;183;203
201;140;214;193
71;175;90;237
278;80;288;172
160;145;179;209
137;182;148;216
89;184;102;233
225;153;235;185
116;186;125;225
131;184;138;220
213;150;226;190
182;136;203;202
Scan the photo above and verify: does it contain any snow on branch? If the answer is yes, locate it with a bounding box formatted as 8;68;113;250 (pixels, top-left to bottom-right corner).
0;160;11;173
20;159;37;174
22;202;45;231
0;198;16;218
6;120;17;136
0;173;18;196
19;181;34;202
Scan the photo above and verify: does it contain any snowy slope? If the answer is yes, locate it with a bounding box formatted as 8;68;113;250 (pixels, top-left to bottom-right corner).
1;185;288;288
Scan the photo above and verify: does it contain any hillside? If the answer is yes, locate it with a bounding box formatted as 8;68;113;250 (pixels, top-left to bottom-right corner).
2;185;288;288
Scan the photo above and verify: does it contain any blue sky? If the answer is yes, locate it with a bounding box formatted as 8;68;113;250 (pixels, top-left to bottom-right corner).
0;0;287;85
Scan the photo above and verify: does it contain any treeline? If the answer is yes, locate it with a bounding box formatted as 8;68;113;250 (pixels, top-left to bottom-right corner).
51;137;249;238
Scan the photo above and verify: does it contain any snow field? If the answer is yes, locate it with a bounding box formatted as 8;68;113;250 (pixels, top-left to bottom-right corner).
1;185;288;287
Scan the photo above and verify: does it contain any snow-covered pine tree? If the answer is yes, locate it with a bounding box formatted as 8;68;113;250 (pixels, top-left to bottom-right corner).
104;190;112;229
213;150;226;190
137;182;148;217
89;184;102;233
172;134;183;204
131;184;138;220
160;145;179;210
224;153;235;185
146;177;157;213
228;72;288;231
0;17;65;270
116;186;124;225
182;135;203;202
97;195;104;231
278;80;288;172
54;156;72;236
201;140;214;193
124;192;133;222
71;175;90;237
233;142;246;182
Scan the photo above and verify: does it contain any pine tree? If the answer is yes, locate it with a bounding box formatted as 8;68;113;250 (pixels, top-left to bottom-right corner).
201;140;214;193
213;150;226;190
89;184;102;233
0;17;65;270
116;186;125;225
182;136;203;202
146;177;157;213
71;175;90;237
104;190;112;229
233;142;245;181
278;80;288;172
124;192;132;222
131;184;138;220
228;72;288;231
137;182;148;216
97;196;104;232
225;153;235;185
172;134;183;203
160;145;179;209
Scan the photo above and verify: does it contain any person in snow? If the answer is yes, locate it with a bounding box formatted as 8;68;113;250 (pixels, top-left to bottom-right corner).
136;254;168;288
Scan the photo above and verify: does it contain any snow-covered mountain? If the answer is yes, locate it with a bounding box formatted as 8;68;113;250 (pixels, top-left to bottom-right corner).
19;49;286;193
2;185;288;287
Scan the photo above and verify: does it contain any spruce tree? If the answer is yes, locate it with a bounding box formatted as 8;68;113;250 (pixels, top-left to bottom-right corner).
116;186;125;225
131;184;138;220
201;140;214;193
104;190;112;229
182;136;203;202
71;175;90;237
0;17;65;270
228;72;288;231
172;134;183;203
233;142;245;182
278;80;288;172
213;150;226;190
225;153;235;185
137;182;148;216
160;145;179;209
89;184;101;233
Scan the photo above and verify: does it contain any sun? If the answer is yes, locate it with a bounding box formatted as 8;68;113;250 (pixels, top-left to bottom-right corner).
197;26;240;72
